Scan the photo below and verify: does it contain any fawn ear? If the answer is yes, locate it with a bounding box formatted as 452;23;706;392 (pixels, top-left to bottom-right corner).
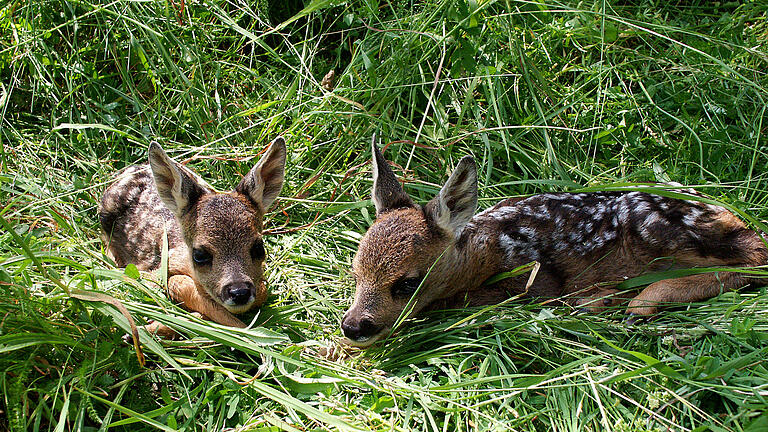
424;156;477;235
148;142;211;216
236;136;287;212
371;137;414;216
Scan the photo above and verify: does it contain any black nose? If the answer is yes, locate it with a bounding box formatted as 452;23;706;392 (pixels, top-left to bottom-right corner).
341;316;380;341
224;282;253;305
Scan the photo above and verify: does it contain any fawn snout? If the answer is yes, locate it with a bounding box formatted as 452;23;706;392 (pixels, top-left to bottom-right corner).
341;309;383;344
222;281;256;306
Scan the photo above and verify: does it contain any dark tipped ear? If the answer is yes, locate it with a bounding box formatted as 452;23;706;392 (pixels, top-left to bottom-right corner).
236;136;287;212
148;142;211;216
371;136;413;216
424;156;477;235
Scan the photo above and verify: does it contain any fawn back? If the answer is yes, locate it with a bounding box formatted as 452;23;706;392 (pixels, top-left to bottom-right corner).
100;138;286;315
342;140;767;346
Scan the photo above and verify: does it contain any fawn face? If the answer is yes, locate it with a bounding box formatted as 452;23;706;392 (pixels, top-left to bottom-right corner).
148;138;286;314
343;140;477;346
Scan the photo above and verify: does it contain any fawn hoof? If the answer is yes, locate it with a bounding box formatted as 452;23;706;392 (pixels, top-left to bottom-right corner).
625;303;658;318
574;302;611;314
624;313;649;326
573;291;623;314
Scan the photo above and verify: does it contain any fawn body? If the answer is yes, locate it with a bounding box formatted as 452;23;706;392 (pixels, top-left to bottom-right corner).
342;141;767;346
99;138;286;337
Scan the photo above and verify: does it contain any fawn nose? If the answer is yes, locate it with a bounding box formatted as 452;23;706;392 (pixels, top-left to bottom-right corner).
341;315;380;341
224;282;253;305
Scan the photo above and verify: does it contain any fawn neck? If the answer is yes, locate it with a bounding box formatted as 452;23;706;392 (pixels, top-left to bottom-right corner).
432;221;504;300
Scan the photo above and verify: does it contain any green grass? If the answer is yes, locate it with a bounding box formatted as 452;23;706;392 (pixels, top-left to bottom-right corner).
2;0;768;430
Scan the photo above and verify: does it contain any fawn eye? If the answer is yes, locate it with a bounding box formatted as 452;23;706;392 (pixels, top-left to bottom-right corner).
192;248;212;266
391;277;422;298
250;239;265;261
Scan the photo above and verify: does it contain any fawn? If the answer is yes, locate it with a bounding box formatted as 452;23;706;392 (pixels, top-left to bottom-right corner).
342;139;767;346
99;138;286;338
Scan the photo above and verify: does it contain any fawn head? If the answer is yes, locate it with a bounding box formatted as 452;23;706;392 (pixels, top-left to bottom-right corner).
148;137;286;314
342;139;478;346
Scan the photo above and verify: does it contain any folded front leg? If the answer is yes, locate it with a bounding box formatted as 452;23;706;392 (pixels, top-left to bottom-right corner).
167;274;247;328
131;275;247;341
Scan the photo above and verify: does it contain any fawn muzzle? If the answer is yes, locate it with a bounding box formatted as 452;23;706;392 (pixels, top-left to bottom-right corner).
222;281;256;306
341;310;384;345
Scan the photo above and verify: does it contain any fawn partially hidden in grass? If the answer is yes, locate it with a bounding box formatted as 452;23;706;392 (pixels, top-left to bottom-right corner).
342;139;767;347
100;138;286;338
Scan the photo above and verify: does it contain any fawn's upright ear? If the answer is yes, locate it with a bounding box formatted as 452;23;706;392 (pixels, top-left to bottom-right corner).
236;136;287;212
424;156;477;236
148;142;211;216
371;136;414;216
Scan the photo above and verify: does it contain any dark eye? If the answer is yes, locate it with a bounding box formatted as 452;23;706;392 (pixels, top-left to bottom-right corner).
250;239;265;261
391;277;422;298
192;248;212;266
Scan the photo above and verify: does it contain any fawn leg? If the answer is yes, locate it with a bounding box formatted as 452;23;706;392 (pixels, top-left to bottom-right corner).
626;272;745;316
137;312;214;340
167;274;247;328
254;279;268;308
130;275;246;341
140;319;184;340
572;287;630;312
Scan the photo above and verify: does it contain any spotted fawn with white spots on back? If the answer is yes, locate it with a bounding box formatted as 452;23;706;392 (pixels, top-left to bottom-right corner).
99;138;286;338
342;138;767;347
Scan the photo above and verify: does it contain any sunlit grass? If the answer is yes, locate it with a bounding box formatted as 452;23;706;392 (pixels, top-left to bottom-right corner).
2;0;768;430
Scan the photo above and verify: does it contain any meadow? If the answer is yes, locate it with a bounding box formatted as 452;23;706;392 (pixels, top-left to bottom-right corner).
2;0;768;430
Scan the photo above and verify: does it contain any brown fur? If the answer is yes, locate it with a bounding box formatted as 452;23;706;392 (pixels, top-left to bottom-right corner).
99;139;286;338
341;141;768;346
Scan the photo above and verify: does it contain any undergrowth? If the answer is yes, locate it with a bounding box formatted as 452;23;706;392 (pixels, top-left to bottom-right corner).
2;0;768;430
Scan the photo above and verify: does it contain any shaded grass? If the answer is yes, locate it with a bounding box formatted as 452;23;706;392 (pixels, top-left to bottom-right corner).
2;0;768;430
